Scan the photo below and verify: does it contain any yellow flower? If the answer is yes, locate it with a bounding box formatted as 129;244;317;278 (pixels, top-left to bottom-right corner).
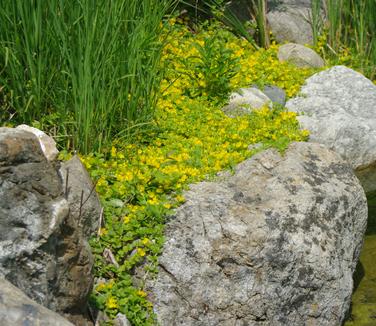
302;129;310;137
137;290;147;297
95;282;107;292
141;238;150;245
107;280;114;289
123;215;131;223
106;296;118;309
147;197;159;205
176;195;185;203
137;248;146;257
98;228;107;236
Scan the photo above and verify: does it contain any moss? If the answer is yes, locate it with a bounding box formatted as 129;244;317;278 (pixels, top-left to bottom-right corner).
346;193;376;325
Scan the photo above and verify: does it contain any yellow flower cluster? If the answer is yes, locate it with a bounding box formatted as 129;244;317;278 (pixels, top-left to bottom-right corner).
82;19;314;325
161;22;317;98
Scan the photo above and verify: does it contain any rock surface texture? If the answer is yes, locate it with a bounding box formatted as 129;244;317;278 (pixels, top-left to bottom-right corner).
286;66;376;193
16;124;59;161
150;142;367;326
260;85;286;106
0;127;94;316
278;43;325;68
0;278;74;326
223;87;271;117
59;155;101;238
267;0;313;45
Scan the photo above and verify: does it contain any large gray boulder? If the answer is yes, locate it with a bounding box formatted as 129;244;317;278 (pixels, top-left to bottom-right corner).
0;127;94;316
286;66;376;193
267;1;313;45
218;1;314;45
0;278;74;326
149;142;367;326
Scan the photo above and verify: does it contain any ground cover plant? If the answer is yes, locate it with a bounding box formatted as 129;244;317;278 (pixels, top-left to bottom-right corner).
92;13;376;324
76;19;316;325
179;0;376;82
3;1;375;325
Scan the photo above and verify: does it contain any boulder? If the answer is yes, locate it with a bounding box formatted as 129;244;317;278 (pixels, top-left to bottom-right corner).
267;1;313;45
223;87;271;117
223;1;313;45
16;124;59;162
59;155;102;238
149;142;367;326
278;43;325;68
286;66;376;193
0;127;94;316
0;277;74;326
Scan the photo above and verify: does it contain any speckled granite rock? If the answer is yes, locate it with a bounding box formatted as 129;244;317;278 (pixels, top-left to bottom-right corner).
149;142;367;326
0;127;94;316
0;278;74;326
267;0;314;45
59;155;102;238
286;66;376;193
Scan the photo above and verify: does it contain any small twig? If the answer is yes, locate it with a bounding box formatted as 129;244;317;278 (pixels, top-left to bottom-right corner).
103;248;120;268
326;43;338;55
97;207;104;238
80;179;99;208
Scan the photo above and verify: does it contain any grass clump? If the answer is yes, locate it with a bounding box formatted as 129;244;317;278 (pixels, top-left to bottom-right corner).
0;0;175;153
80;19;314;325
312;0;376;80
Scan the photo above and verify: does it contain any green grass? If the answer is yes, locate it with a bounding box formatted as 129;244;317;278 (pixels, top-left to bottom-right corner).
312;0;376;80
0;0;176;153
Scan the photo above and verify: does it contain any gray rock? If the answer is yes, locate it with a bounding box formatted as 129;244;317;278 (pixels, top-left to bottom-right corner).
278;43;325;68
114;313;132;326
0;277;74;326
16;124;59;162
267;6;313;45
149;142;367;326
261;85;286;106
223;87;271;117
0;127;94;315
221;0;317;45
286;66;376;193
59;155;102;238
269;0;311;6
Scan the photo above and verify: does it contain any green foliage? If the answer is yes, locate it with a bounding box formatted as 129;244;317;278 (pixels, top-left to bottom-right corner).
0;0;176;153
178;0;261;48
180;30;240;102
312;0;376;80
78;20;313;325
